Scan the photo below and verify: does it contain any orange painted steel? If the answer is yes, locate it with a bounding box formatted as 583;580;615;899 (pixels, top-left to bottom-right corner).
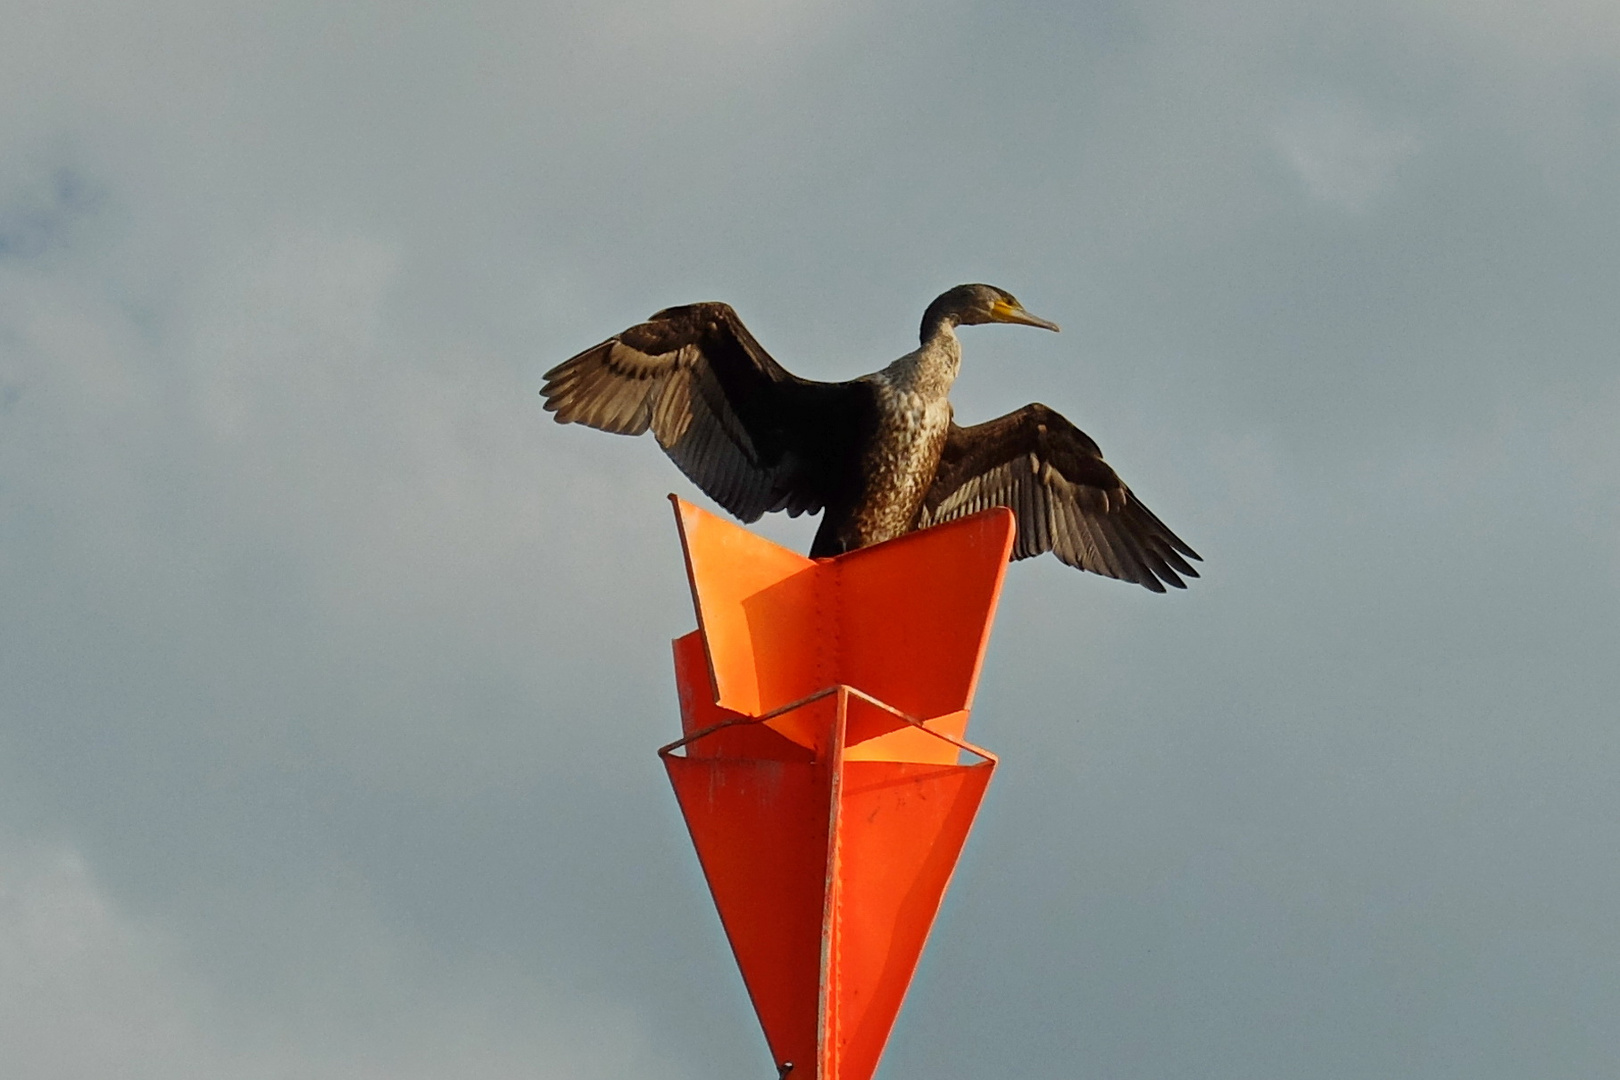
660;496;1013;1080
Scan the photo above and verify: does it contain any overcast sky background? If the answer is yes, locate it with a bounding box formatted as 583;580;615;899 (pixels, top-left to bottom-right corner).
3;1;1618;1076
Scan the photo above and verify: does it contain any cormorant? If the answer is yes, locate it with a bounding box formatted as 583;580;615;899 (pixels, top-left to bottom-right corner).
540;284;1200;591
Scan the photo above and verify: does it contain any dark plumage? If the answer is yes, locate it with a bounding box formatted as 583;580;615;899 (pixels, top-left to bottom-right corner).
540;284;1200;591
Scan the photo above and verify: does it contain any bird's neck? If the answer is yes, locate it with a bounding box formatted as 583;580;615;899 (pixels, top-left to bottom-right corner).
902;320;961;396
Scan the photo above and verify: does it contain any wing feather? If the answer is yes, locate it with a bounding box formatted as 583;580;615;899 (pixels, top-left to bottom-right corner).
920;403;1201;591
542;303;828;522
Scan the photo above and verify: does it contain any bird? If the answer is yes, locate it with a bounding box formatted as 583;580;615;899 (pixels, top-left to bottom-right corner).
539;284;1200;591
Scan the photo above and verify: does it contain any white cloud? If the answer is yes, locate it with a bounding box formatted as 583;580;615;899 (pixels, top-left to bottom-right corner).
1551;374;1620;583
3;2;1620;1078
1405;0;1620;67
0;834;663;1080
0;841;206;1079
0;213;691;792
1275;99;1421;211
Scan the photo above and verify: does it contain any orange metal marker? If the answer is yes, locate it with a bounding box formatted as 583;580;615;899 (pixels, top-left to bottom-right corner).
660;496;1014;1080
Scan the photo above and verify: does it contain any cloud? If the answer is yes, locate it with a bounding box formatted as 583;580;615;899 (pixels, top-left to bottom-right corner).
1;839;216;1079
0;833;663;1079
3;1;1620;1078
1406;0;1620;67
1275;99;1421;211
1551;372;1620;582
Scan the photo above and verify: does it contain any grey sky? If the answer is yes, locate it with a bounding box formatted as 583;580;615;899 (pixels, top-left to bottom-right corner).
2;1;1618;1076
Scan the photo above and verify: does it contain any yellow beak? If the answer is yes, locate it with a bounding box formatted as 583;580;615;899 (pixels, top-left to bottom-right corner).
991;299;1060;332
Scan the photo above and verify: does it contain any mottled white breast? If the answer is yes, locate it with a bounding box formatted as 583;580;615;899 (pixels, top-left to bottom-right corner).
853;374;954;545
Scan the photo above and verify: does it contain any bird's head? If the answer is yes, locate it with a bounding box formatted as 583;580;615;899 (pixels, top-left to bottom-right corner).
922;283;1060;339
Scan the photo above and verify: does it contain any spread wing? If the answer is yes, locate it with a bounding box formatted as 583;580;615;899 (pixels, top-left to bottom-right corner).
540;302;831;521
919;403;1201;591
